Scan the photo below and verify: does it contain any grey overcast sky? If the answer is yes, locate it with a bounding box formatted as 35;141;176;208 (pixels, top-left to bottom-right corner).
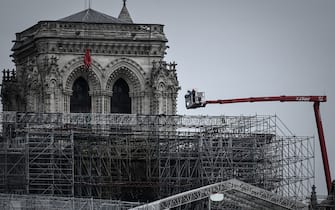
0;0;334;195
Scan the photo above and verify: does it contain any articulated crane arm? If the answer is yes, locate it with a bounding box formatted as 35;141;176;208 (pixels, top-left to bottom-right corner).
185;91;331;193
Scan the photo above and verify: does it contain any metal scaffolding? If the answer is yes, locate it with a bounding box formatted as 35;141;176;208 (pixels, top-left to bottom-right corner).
0;193;140;210
0;112;314;207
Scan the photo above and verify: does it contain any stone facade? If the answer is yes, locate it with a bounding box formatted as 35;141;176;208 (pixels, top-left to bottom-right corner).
2;8;179;115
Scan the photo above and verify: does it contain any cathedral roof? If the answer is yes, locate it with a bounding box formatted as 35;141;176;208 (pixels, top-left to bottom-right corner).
59;8;127;24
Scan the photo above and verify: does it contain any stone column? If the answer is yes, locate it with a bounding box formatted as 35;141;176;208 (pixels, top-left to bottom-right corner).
49;80;57;113
103;91;113;113
63;89;72;113
143;91;151;115
130;91;144;114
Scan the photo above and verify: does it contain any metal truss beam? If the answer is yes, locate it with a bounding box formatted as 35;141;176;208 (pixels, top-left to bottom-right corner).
130;179;306;210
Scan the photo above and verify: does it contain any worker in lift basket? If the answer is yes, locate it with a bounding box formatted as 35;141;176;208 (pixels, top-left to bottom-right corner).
191;89;196;103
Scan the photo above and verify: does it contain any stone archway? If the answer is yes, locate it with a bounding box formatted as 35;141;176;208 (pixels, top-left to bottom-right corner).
106;66;142;92
106;65;143;114
64;66;102;113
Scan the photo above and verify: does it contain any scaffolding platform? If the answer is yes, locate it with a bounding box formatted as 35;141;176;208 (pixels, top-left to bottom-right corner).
0;112;314;207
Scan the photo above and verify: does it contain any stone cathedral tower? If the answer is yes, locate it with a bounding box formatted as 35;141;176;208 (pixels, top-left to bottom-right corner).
2;2;179;115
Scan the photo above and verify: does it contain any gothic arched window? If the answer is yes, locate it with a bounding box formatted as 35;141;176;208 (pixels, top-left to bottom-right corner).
111;78;131;113
70;77;91;113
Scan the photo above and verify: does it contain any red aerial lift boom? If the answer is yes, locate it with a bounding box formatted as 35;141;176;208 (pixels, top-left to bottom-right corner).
185;91;331;193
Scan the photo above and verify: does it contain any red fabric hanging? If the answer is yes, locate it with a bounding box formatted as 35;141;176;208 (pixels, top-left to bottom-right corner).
84;48;92;68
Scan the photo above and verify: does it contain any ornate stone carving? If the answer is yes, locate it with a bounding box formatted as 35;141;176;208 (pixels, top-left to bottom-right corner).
1;69;23;111
150;60;179;115
47;40;164;57
61;56;104;74
65;65;102;92
106;58;145;92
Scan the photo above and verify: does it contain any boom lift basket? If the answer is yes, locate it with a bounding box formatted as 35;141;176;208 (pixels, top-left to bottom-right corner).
185;90;206;109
